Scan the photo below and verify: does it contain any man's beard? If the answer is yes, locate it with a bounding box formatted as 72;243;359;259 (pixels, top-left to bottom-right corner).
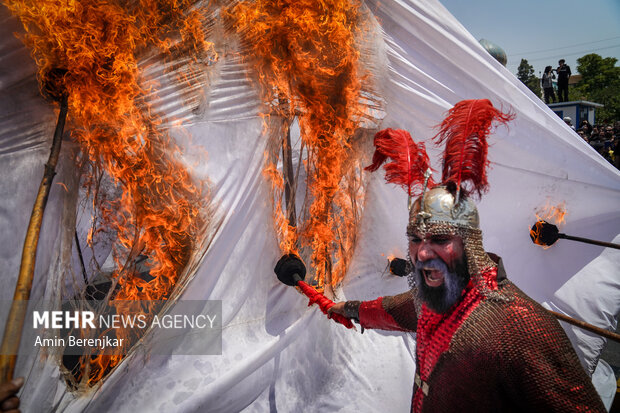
413;257;470;314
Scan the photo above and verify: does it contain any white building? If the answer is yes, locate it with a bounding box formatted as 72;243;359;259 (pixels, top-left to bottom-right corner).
549;100;604;126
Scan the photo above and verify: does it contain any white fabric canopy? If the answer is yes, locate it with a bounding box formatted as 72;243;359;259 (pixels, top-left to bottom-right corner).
0;0;618;412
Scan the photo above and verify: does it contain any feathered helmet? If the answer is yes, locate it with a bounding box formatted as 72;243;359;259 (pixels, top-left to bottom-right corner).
366;99;514;293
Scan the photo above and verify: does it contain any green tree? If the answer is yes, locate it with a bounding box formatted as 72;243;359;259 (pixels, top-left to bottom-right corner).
575;53;620;122
516;58;541;97
567;85;586;102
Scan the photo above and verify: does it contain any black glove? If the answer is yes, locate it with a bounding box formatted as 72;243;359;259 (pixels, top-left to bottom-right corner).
274;254;306;286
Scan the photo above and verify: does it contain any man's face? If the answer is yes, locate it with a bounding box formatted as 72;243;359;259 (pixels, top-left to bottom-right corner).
408;232;469;313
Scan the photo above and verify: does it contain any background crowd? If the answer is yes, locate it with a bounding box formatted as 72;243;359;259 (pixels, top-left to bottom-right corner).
574;119;620;169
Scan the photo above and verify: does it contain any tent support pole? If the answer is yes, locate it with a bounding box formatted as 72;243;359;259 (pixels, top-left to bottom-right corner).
0;94;68;381
549;310;620;344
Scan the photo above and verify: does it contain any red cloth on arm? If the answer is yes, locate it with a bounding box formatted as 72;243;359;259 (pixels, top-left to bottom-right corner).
297;281;354;329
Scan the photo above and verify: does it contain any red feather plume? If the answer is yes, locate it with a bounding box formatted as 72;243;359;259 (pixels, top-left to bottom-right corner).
365;128;434;197
433;99;514;197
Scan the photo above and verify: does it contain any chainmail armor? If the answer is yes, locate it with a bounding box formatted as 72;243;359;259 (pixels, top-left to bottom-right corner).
381;290;418;331
410;279;606;412
357;264;606;412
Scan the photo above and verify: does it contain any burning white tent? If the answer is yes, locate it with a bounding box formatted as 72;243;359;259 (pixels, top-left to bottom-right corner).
0;0;618;411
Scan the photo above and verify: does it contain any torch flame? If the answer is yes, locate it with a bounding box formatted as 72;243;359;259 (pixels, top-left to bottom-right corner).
6;0;216;386
530;201;567;249
224;0;375;287
530;220;550;248
534;201;567;226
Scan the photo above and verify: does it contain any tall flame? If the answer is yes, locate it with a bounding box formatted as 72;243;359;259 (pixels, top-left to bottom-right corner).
224;0;372;287
6;0;215;386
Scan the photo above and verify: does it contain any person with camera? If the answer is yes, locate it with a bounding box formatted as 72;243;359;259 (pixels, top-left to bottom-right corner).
541;66;556;104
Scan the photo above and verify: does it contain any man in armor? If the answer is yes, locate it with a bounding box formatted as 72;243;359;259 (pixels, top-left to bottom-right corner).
328;184;605;412
275;100;605;412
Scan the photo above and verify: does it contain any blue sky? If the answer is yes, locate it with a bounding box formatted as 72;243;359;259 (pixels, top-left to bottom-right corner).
440;0;620;77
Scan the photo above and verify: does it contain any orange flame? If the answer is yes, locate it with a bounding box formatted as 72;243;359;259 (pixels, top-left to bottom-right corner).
224;0;372;287
534;201;567;227
529;220;549;248
530;201;567;249
6;0;215;386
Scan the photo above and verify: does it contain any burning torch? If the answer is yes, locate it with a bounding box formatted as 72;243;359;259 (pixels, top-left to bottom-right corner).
528;218;620;343
530;220;620;250
274;254;354;329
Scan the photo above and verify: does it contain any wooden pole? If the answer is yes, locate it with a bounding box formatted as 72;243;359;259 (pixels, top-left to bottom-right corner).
0;94;68;381
558;233;620;250
549;310;620;344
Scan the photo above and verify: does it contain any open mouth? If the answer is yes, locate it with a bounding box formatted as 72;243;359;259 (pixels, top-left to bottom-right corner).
422;268;444;288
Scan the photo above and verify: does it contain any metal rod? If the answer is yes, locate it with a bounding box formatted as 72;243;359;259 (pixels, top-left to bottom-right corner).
74;231;88;283
549;310;620;344
0;94;68;381
281;120;297;227
558;233;620;250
